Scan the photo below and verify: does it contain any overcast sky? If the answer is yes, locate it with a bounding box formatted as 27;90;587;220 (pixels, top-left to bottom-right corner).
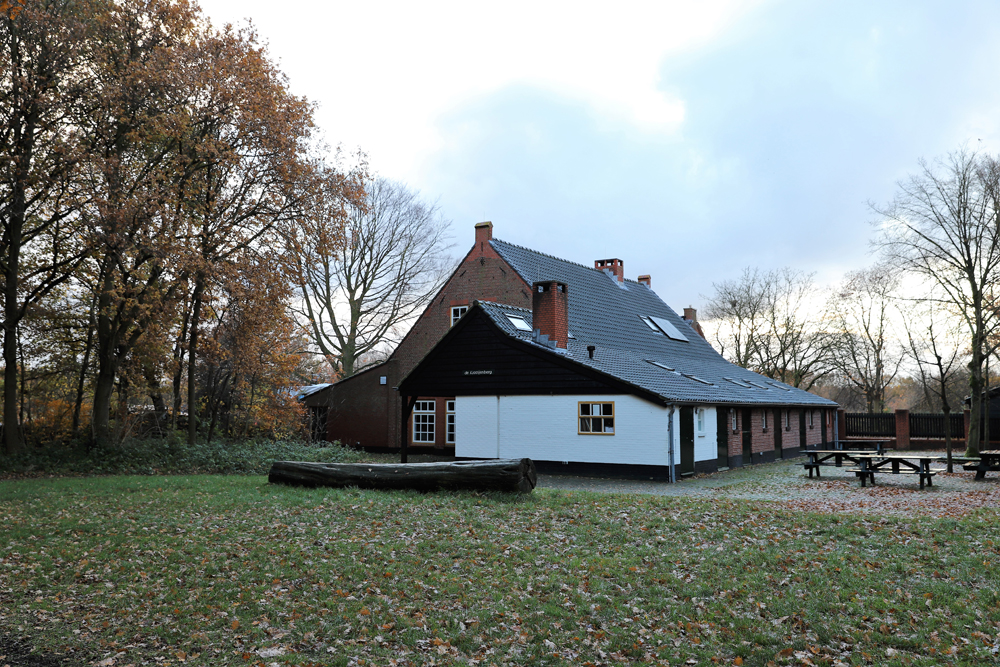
199;0;1000;311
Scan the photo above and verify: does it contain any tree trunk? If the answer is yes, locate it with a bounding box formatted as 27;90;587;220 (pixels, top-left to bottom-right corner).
187;276;205;446
268;458;538;494
967;336;984;458
72;291;99;440
91;362;118;447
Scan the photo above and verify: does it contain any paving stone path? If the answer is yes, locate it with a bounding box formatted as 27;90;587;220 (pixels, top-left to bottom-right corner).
537;453;1000;517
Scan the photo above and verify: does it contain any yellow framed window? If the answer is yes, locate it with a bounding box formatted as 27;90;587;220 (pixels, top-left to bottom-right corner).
579;401;615;435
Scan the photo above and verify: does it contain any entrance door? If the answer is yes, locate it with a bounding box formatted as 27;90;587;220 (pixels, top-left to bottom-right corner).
799;408;807;451
679;407;695;475
716;407;729;468
774;408;783;459
742;408;753;464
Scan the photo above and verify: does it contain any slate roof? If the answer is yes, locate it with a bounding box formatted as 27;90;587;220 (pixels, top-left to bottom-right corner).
480;239;836;407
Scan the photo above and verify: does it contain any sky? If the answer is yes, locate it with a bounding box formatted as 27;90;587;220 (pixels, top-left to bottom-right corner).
199;0;1000;311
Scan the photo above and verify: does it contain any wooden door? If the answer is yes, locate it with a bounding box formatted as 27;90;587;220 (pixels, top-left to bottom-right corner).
716;407;729;468
742;408;752;464
774;408;783;459
680;407;695;475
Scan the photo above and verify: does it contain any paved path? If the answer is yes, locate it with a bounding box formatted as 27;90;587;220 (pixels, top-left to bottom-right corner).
536;454;1000;516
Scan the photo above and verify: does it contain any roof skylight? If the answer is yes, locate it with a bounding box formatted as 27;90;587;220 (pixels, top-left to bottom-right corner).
647;315;689;342
646;360;675;372
682;373;714;385
745;381;770;390
506;315;532;331
724;377;752;388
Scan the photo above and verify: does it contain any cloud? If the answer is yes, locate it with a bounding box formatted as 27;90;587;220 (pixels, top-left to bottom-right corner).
417;0;1000;308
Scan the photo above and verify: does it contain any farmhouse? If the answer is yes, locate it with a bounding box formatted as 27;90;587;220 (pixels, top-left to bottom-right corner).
396;243;838;478
313;221;838;477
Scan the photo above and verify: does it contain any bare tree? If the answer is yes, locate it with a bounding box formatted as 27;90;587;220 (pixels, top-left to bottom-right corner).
704;267;830;389
827;265;904;413
291;175;451;378
901;299;967;470
874;148;1000;456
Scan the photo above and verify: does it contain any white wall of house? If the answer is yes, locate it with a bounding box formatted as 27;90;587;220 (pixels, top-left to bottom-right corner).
695;406;717;462
456;394;720;466
455;396;499;458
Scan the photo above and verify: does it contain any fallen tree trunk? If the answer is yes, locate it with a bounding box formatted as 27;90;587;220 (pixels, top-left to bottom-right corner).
268;458;537;493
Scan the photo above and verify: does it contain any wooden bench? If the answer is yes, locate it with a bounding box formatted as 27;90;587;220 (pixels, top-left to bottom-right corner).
803;461;823;478
846;467;937;489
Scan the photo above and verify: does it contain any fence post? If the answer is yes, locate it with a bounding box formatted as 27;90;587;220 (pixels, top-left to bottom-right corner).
895;409;910;450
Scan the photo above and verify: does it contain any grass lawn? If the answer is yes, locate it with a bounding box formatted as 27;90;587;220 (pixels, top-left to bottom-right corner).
1;474;999;666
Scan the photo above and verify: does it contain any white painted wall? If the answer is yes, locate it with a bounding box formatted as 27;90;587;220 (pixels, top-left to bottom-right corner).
456;394;722;466
694;406;717;462
455;396;498;458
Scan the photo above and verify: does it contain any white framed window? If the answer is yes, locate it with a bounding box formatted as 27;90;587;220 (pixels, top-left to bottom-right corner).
731;408;737;432
446;400;456;444
413;400;435;443
696;408;705;433
579;402;615;435
450;306;468;327
761;410;768;431
784;410;790;430
808;410;814;428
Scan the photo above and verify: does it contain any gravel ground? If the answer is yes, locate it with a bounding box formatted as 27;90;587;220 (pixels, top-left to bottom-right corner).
537;452;1000;517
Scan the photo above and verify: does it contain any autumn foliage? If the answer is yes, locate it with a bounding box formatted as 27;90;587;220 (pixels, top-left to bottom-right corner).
0;0;360;452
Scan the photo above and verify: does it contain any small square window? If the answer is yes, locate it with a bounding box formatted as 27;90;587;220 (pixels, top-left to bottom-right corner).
450;306;468;327
379;375;387;385
579;402;614;435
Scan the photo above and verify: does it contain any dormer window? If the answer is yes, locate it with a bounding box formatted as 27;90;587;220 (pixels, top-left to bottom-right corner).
450;305;468;326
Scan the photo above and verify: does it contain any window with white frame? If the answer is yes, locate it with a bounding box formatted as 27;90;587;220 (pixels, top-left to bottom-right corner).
412;400;435;443
731;408;737;432
697;408;705;433
761;410;768;430
579;402;615;435
450;306;468;327
784;410;790;430
446;400;456;444
808;410;814;428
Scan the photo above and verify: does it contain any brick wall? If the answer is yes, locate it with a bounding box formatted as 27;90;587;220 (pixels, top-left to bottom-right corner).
804;408;823;448
727;407;741;458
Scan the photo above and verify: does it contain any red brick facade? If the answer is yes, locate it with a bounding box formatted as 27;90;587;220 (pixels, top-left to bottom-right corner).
721;406;830;464
531;281;569;348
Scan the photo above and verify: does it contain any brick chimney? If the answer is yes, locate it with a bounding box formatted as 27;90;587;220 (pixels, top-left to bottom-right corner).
683;306;706;339
595;258;624;282
532;281;569;349
638;275;651;287
475;221;493;249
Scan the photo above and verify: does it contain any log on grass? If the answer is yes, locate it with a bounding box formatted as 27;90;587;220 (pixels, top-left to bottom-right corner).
268;458;537;493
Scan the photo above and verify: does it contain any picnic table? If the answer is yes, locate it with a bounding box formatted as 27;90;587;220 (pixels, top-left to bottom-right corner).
836;439;889;454
847;453;943;490
967;450;1000;480
802;449;876;478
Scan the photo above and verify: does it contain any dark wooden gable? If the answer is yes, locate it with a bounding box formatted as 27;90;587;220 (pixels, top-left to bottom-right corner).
399;307;642;399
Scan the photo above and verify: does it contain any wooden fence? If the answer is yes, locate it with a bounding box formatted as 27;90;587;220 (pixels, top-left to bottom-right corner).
844;413;896;437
